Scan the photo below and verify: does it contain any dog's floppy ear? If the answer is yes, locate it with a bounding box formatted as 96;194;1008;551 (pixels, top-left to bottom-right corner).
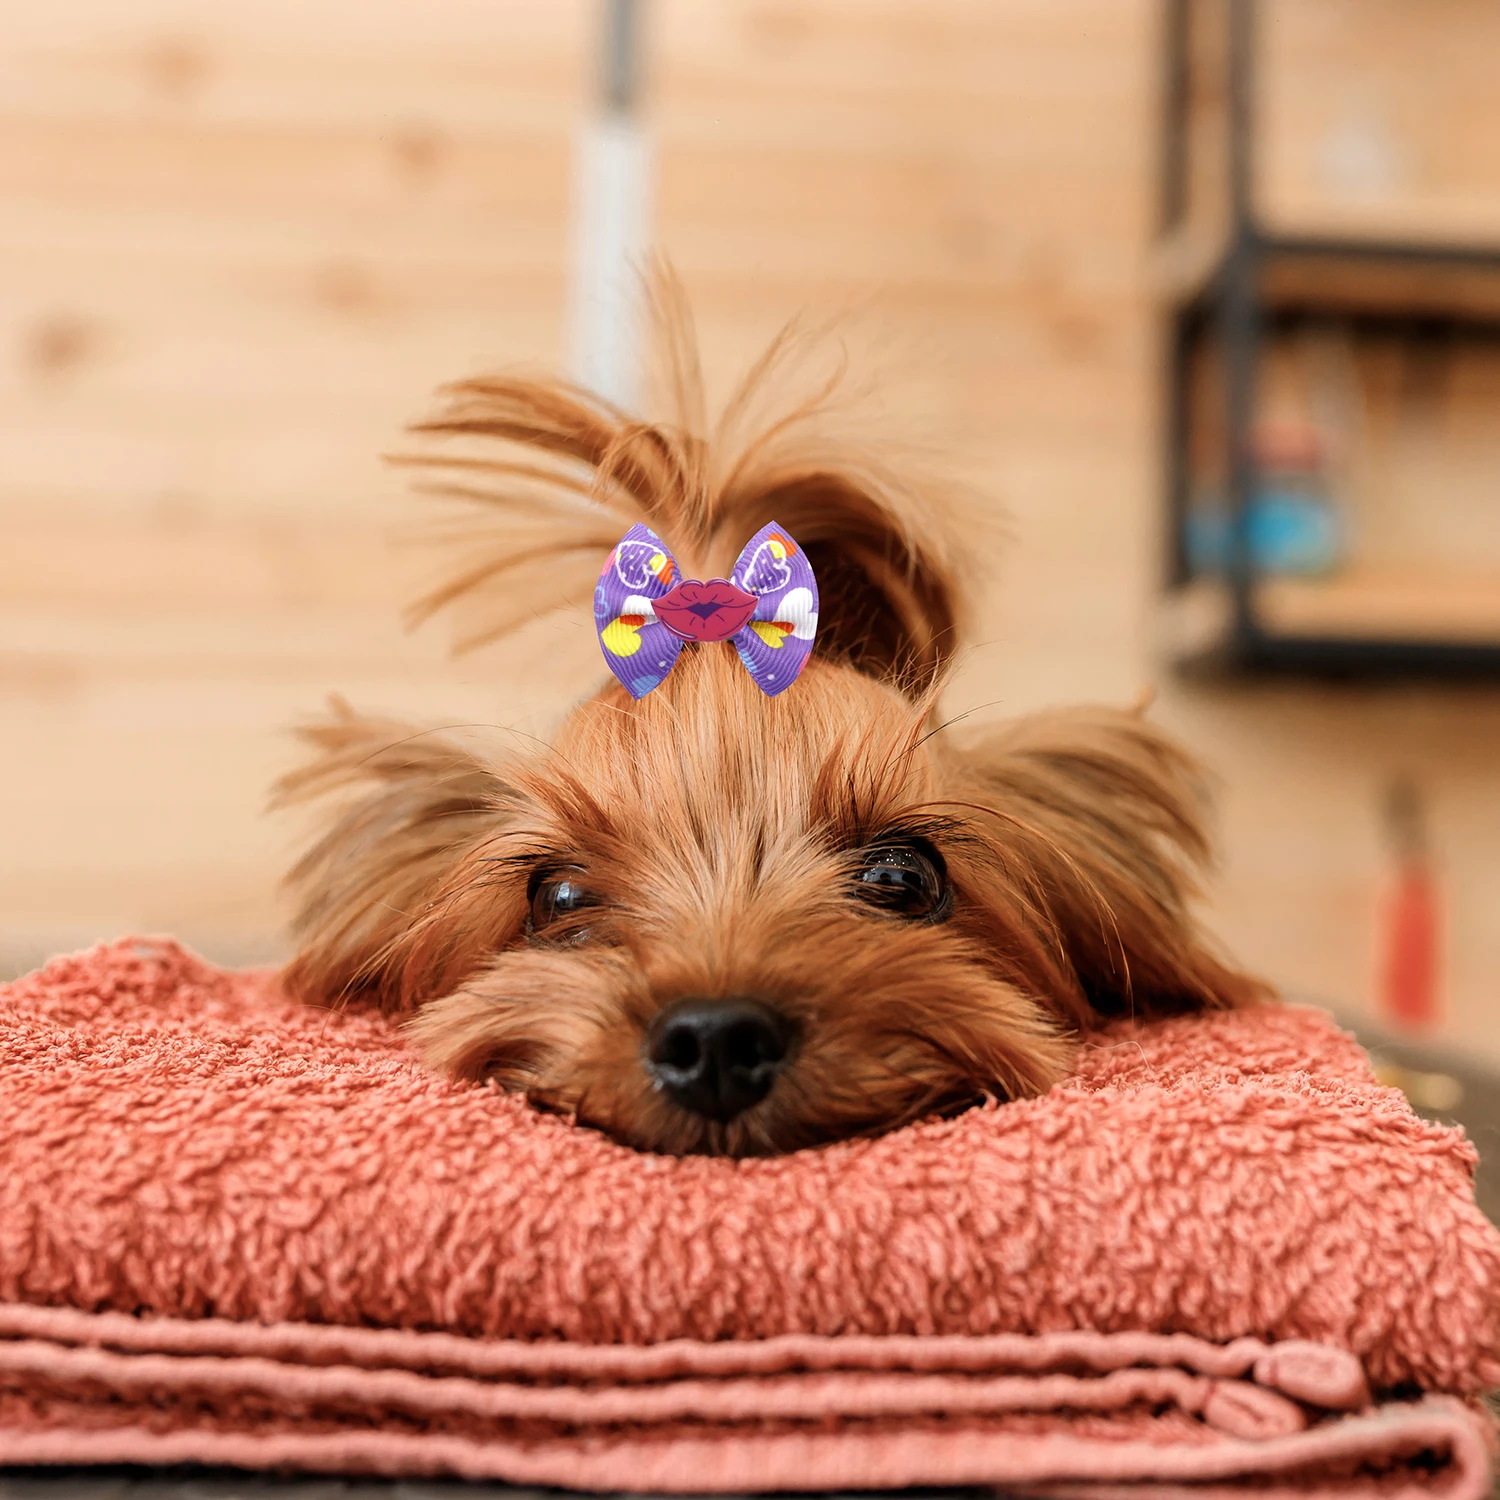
273;699;527;1012
948;705;1268;1019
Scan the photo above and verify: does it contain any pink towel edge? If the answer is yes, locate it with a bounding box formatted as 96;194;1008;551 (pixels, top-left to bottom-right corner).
0;1301;1353;1394
0;1396;1491;1498
1;1302;1492;1497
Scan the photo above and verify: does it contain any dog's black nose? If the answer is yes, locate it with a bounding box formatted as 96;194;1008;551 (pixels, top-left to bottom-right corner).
645;1000;792;1121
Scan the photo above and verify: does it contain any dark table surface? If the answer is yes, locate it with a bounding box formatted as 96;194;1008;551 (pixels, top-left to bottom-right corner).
1356;1016;1500;1224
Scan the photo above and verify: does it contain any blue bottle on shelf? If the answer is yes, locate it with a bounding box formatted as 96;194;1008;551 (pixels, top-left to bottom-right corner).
1186;422;1344;577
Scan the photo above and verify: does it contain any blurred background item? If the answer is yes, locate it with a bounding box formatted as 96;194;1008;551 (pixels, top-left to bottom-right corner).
1;0;1497;1106
1184;416;1345;578
1378;774;1441;1035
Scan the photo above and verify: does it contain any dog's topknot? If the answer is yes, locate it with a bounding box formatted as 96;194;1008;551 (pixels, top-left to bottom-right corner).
401;273;966;692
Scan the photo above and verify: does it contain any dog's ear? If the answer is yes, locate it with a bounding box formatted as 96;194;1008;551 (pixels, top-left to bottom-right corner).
948;705;1267;1019
273;699;527;1011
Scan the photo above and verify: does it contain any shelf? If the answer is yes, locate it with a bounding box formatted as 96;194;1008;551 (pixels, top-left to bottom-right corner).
1264;236;1500;324
1156;228;1500;325
1256;570;1500;642
1160;570;1500;678
1159;0;1500;679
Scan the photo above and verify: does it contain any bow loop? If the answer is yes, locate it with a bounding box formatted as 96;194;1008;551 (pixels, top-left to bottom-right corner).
595;521;819;699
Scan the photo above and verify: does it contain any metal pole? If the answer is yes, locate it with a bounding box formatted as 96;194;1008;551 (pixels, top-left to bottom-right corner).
569;0;652;409
1222;0;1260;640
602;0;640;116
1161;0;1192;589
1166;311;1194;588
1160;0;1190;235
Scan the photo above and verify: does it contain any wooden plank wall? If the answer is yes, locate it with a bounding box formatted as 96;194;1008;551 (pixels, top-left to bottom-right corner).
1262;0;1500;241
0;1;588;964
2;0;1497;1059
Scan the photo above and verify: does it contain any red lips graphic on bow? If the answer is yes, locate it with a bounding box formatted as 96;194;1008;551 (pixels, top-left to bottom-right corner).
653;579;758;642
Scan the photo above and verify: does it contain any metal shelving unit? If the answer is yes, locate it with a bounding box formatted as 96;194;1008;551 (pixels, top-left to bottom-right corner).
1159;0;1500;678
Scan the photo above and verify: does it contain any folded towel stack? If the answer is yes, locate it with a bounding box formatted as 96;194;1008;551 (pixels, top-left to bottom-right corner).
1;939;1496;1496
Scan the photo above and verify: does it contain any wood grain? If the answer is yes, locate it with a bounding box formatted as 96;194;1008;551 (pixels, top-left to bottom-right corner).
2;0;1498;1064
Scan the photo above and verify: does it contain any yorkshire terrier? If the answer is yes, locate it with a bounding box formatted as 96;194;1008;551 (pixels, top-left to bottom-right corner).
278;299;1263;1157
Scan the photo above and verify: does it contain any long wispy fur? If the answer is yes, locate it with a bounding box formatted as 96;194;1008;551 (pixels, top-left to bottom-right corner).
277;278;1266;1156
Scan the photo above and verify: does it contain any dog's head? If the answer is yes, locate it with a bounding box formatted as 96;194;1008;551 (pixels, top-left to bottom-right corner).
279;310;1259;1155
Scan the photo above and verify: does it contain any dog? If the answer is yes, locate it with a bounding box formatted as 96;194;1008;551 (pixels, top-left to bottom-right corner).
277;302;1264;1157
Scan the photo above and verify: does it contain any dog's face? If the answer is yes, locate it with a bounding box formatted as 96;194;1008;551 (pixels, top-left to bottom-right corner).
399;651;1073;1155
280;336;1259;1155
284;647;1256;1156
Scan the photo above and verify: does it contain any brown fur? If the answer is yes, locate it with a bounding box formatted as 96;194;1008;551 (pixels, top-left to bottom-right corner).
277;292;1265;1156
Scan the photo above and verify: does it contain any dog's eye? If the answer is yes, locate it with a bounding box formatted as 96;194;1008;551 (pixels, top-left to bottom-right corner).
853;843;948;921
528;869;594;937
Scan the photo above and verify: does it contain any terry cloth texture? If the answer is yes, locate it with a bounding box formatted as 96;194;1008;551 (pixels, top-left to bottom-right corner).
0;938;1496;1496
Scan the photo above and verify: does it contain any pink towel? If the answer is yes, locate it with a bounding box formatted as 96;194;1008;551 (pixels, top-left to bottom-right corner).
1;938;1496;1496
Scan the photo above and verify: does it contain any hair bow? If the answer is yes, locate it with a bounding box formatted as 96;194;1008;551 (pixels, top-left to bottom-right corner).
594;521;819;699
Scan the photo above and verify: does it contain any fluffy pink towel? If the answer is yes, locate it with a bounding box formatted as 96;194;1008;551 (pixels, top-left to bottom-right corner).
1;939;1496;1496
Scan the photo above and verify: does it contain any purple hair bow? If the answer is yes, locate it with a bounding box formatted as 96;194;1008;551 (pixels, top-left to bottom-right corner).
594;521;819;699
